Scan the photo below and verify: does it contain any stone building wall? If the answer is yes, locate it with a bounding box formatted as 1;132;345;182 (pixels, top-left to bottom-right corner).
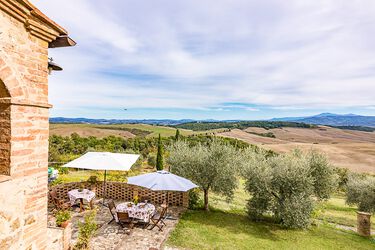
0;1;72;249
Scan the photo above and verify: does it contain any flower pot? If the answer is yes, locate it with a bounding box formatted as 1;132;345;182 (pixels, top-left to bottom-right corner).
357;211;372;237
60;220;70;229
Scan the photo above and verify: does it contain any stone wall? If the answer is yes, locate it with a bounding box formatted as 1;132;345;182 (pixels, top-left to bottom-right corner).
0;1;71;249
47;223;72;250
50;181;189;208
0;97;10;175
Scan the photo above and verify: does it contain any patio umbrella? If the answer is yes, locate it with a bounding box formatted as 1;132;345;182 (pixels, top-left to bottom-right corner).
128;170;198;219
127;170;198;192
63;152;140;202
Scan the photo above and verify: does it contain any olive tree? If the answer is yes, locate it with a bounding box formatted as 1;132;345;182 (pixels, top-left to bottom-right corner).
168;140;241;211
307;150;338;200
346;175;375;213
243;149;337;228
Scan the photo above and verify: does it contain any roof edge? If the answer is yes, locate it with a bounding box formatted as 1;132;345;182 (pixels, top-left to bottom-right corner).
18;0;68;35
0;0;74;44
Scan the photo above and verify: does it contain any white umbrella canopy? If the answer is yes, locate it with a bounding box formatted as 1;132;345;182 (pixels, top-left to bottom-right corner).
127;170;198;192
63;152;140;171
63;152;140;203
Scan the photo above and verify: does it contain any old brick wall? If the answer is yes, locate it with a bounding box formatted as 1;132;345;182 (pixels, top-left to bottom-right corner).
0;94;10;175
0;3;56;249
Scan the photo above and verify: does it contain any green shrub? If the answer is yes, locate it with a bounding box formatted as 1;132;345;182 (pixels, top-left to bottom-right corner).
74;210;97;250
346;175;375;213
50;178;63;186
168;140;242;211
334;167;350;191
106;171;127;182
87;175;98;185
147;154;156;166
188;189;202;210
308;150;338;200
243;149;337;229
55;210;71;227
57;166;69;175
278;194;314;229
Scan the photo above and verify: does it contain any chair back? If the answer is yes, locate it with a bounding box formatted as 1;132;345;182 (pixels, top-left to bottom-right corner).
108;200;116;211
49;190;61;207
160;204;168;218
117;211;130;221
49;190;57;198
108;200;117;219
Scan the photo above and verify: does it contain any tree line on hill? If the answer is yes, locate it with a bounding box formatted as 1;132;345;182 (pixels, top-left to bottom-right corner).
174;121;315;131
329;125;375;132
48;131;259;165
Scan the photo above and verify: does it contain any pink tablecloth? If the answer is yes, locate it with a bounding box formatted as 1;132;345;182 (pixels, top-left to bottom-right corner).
116;202;155;222
67;189;96;206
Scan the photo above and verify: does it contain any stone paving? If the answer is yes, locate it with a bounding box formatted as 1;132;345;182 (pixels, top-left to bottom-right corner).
62;201;184;250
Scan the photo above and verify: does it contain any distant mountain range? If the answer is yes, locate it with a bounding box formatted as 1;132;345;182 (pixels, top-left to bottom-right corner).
50;113;375;127
50;117;196;126
271;113;375;127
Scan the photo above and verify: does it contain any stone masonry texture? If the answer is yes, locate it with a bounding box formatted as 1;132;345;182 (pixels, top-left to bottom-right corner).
0;1;71;249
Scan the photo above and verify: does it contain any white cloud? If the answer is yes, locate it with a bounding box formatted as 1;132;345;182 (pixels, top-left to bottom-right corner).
245;107;260;112
34;0;375;116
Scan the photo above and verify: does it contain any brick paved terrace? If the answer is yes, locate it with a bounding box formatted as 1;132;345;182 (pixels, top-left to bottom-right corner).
48;200;185;250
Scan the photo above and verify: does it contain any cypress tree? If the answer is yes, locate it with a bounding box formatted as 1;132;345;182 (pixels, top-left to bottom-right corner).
156;134;164;171
175;129;180;141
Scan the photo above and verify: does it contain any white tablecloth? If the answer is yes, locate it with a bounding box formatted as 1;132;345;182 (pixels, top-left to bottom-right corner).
67;189;96;206
116;202;155;222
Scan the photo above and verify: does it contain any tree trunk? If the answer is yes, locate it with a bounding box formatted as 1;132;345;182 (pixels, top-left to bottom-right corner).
204;189;209;211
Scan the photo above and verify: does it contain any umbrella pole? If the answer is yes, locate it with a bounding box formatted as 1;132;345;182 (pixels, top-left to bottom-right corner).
102;170;107;206
165;191;177;220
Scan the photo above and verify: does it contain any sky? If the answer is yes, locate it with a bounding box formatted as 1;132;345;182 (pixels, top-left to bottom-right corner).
34;0;375;120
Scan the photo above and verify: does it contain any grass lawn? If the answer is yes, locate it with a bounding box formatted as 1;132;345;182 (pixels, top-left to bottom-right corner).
167;182;375;249
316;194;375;231
168;210;374;250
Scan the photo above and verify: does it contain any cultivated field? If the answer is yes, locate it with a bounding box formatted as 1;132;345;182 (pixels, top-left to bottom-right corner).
219;126;375;174
50;124;136;138
50;123;194;138
50;123;375;174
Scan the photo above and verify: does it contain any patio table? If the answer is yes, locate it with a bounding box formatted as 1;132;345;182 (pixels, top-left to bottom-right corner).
68;189;95;212
116;202;156;222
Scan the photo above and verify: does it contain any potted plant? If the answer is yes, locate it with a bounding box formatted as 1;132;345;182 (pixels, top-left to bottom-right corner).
346;175;374;237
87;175;98;191
133;195;139;205
78;182;85;192
56;210;71;228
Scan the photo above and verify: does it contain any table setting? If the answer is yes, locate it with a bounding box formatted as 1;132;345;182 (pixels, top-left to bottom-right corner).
67;188;96;212
116;201;156;222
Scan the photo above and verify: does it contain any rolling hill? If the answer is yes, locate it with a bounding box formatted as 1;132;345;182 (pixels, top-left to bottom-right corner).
271;113;375;127
218;126;375;174
49;123;196;138
50;118;375;174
